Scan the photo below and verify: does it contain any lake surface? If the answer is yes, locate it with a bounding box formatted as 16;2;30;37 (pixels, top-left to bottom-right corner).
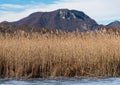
0;78;120;85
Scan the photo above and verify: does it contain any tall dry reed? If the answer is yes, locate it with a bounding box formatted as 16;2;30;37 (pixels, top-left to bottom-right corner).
0;30;120;78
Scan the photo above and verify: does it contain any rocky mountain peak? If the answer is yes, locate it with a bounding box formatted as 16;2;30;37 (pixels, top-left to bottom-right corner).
10;9;99;32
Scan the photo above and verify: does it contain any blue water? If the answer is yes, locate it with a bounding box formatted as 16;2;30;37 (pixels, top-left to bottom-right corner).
0;78;120;85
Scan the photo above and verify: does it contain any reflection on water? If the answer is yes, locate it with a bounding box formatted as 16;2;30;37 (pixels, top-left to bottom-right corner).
0;78;120;85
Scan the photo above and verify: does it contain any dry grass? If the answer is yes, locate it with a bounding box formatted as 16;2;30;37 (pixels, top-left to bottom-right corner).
0;30;120;79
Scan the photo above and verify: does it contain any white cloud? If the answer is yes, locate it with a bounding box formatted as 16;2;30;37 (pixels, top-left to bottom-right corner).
0;0;120;25
0;4;24;9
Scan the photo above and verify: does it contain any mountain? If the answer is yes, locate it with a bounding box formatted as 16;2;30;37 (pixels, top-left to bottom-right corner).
107;21;120;28
12;9;99;32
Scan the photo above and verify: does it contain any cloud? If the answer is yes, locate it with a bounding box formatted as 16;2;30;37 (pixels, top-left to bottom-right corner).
0;4;24;9
0;3;48;22
0;0;120;25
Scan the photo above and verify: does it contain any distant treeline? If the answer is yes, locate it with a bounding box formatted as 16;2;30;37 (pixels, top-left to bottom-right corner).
1;22;120;34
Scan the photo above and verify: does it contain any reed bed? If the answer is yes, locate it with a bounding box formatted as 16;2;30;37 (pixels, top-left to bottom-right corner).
0;30;120;78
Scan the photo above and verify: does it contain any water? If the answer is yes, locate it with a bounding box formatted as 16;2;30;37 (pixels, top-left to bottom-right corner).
0;78;120;85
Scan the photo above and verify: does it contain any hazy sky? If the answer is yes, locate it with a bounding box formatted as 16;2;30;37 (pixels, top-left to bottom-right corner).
0;0;120;25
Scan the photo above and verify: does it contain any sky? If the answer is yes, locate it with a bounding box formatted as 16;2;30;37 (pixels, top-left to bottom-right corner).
0;0;120;25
